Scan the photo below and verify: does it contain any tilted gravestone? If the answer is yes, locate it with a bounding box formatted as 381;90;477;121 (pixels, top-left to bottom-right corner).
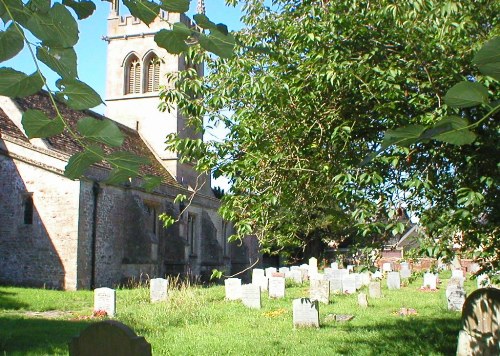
446;284;466;311
94;287;116;317
456;288;500;356
225;278;242;300
387;272;401;290
369;281;382;298
69;320;151;356
150;278;168;303
241;284;261;309
310;279;330;304
293;298;319;328
268;276;285;298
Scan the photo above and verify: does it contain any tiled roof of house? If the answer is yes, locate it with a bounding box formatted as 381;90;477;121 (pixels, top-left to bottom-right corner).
1;92;180;188
0;108;29;143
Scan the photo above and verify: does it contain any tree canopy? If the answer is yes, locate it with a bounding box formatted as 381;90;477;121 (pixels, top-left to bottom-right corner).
163;0;499;274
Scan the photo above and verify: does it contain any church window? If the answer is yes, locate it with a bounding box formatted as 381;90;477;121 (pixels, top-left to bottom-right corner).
145;55;160;93
23;194;33;225
222;221;228;256
126;56;141;94
187;213;196;256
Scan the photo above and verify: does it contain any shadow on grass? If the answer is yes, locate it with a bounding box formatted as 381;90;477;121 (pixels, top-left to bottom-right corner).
0;316;92;354
333;316;460;355
0;290;29;310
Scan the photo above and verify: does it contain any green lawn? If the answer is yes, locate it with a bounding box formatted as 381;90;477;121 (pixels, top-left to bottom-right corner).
0;272;474;355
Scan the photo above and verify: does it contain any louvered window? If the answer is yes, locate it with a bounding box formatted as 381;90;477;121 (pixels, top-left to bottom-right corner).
146;56;160;93
126;58;141;94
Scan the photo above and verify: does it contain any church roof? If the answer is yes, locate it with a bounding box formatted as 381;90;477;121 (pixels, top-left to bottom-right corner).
1;92;180;188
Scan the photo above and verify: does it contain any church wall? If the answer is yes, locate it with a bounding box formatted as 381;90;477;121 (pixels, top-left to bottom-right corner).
0;151;81;290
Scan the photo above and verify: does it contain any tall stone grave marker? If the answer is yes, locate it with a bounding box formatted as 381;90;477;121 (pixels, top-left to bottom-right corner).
94;287;116;317
310;279;330;304
150;278;168;303
269;276;285;298
446;284;466;311
369;281;382;298
382;262;392;273
293;298;319;328
456;288;500;356
353;273;362;290
387;272;401;290
225;278;242;300
423;273;437;290
69;320;151;356
309;257;319;278
242;284;261;309
342;275;356;294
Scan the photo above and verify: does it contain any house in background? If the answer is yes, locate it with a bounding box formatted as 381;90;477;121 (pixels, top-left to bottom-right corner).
0;2;258;290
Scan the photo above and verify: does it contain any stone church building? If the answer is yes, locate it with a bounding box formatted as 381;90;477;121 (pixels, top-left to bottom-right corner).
0;3;258;290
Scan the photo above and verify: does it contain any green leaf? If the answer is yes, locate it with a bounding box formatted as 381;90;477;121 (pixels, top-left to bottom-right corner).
0;23;24;63
62;0;96;20
25;3;79;48
65;146;104;179
56;78;103;110
106;151;149;171
474;38;500;80
0;68;44;98
174;194;187;203
155;26;190;54
123;0;159;26
159;0;189;13
26;0;51;14
142;175;162;192
193;13;217;30
431;116;477;145
1;0;30;25
444;81;489;108
105;167;139;185
381;125;427;150
21;109;64;138
77;117;124;147
36;46;78;79
199;30;235;59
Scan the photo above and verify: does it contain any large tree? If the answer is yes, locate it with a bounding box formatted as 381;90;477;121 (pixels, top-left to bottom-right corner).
163;0;499;272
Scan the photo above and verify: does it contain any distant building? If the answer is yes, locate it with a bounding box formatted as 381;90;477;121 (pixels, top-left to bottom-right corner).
0;2;258;290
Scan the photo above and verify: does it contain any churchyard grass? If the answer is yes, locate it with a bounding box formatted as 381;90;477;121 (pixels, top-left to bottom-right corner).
0;271;475;355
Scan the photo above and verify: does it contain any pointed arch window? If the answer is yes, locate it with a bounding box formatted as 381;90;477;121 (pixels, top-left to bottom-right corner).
145;55;160;93
126;56;141;94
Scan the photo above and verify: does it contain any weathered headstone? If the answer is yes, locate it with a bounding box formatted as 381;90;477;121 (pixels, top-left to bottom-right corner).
423;273;437;290
452;269;465;279
330;278;343;293
149;278;168;303
372;270;383;280
279;267;290;274
353;273;362;290
400;268;411;279
358;292;368;308
368;281;382;298
290;270;303;284
310;279;330;304
400;262;409;270
361;272;371;286
387;272;401;290
265;267;277;277
268;276;285;298
241;284;261;309
342;275;356;294
382;262;392;273
252;268;265;284
331;262;339;270
456;288;500;356
446;284;466;311
225;278;242;300
69;320;151;356
94;287;116;317
449;276;465;288
292;298;319;328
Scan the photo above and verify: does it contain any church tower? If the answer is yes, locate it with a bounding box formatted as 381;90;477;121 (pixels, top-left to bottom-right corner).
104;0;208;192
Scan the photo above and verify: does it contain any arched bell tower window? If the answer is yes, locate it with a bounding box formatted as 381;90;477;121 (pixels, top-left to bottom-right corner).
125;55;141;94
145;54;160;93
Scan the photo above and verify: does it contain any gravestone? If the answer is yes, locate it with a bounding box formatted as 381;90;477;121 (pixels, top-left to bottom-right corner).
369;281;382;298
309;257;319;277
423;273;437;290
342;275;356;294
361;272;371;286
299;267;309;281
387;272;401;290
400;268;411;279
69;320;151;356
446;285;466;311
272;272;285;278
330;278;343;293
268;276;285;298
456;288;500;356
358;293;368;308
323;268;333;276
290;270;303;284
372;271;383;280
279;267;290;274
292;298;319;328
346;265;354;272
265;267;277;277
290;266;300;271
331;262;339;270
310;274;324;281
400;262;409;270
241;284;261;309
252;269;265;284
94;287;116;317
452;269;465;279
225;278;242;300
353;273;362;290
449;276;465;288
310;279;330;304
149;278;168;303
382;262;392;273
